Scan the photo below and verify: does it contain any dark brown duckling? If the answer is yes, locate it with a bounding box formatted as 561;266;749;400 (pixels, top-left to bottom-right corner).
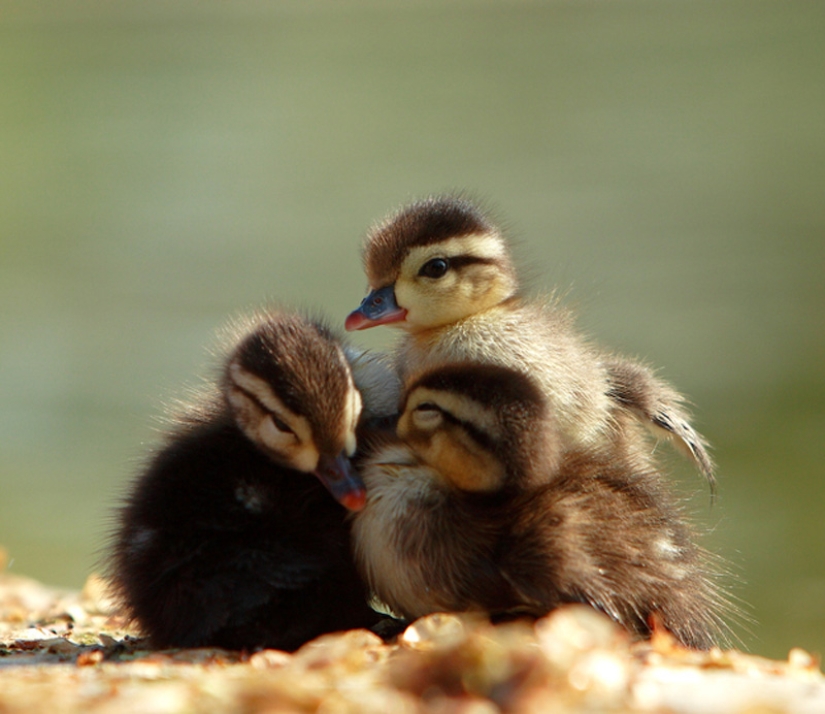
110;311;380;651
352;362;730;649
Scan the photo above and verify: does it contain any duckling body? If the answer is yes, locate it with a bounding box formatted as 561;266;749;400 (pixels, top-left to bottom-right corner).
352;443;517;619
116;414;375;651
395;298;611;456
346;196;713;482
353;363;728;649
111;312;379;651
500;453;725;648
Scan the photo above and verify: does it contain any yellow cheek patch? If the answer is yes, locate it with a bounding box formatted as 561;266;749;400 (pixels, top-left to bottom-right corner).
422;429;506;492
398;380;508;492
393;233;517;329
340;364;362;457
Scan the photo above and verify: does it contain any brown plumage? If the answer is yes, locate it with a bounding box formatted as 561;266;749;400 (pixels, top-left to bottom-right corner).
345;195;714;485
352;363;730;649
110;311;381;651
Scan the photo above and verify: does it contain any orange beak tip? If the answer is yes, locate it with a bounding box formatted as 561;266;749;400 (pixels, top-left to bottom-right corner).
340;490;367;512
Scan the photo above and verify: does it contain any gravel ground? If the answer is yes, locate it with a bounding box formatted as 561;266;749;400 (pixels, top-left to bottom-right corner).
1;557;823;714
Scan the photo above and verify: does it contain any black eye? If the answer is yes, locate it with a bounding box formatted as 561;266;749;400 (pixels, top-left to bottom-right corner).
418;258;450;279
414;403;441;414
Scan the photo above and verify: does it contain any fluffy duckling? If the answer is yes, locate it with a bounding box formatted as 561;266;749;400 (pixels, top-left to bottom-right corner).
352;363;728;649
110;311;380;651
345;195;713;484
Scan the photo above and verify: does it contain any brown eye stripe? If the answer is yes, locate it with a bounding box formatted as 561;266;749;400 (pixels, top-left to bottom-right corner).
444;255;498;270
432;406;496;453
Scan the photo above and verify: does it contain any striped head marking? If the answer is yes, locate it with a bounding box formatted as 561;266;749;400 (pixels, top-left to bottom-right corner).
225;313;365;509
397;363;547;492
348;196;518;332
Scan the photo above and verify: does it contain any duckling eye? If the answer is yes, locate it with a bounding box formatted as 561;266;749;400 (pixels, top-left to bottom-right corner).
418;258;450;279
268;412;295;436
411;403;443;430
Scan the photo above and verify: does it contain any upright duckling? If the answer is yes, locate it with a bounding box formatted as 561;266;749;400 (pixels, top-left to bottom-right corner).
345;195;713;483
110;311;379;651
352;363;729;649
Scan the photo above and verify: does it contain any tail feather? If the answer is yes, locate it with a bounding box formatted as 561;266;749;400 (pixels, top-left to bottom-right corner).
604;356;715;492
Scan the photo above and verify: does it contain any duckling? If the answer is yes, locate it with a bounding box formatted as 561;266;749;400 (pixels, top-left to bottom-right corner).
110;311;380;651
352;363;729;649
345;195;714;483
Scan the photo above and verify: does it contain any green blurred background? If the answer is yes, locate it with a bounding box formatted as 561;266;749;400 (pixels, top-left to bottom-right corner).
1;1;823;659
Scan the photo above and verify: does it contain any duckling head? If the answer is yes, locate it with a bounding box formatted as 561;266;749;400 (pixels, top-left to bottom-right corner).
397;363;555;492
224;313;366;510
345;196;518;333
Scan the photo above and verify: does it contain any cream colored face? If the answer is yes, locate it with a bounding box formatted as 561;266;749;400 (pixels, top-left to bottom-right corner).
397;385;506;492
339;356;362;458
227;361;321;472
392;232;517;331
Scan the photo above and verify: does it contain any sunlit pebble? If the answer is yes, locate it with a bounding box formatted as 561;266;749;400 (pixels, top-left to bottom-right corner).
292;629;387;674
567;650;631;700
249;649;292;670
788;648;818;671
294;630;383;668
631;666;703;711
534;605;627;671
401;613;474;652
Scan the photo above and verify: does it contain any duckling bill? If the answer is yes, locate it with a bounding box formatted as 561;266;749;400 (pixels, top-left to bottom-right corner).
110;311;379;651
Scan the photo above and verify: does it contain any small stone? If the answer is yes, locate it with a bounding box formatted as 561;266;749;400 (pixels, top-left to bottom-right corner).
294;629;385;672
249;648;292;670
400;613;475;652
788;647;818;671
535;605;627;672
567;649;631;706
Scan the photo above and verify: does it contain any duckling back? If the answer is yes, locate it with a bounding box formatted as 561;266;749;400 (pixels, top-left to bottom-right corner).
500;449;730;649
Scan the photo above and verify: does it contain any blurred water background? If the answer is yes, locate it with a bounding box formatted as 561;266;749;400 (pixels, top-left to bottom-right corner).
1;0;823;659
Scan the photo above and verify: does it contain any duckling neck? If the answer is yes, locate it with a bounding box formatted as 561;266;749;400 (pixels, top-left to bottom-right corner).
396;300;518;381
407;321;452;350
